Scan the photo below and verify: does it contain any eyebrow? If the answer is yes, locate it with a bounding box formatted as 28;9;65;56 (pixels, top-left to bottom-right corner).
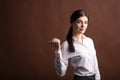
76;20;88;22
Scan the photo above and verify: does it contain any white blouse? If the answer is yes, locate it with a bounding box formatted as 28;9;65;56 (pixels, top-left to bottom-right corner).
54;35;101;80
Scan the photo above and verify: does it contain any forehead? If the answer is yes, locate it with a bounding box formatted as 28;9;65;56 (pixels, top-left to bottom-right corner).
77;16;88;21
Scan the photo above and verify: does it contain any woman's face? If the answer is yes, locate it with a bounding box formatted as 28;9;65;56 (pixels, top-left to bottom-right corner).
72;16;88;34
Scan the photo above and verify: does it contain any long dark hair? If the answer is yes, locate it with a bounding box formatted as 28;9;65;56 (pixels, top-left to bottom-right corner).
66;9;89;52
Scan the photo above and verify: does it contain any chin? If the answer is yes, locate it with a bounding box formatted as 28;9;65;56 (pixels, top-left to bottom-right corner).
79;31;85;34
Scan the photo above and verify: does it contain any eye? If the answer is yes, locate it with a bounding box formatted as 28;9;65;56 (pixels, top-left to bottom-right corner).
77;21;80;23
84;21;88;24
76;21;82;23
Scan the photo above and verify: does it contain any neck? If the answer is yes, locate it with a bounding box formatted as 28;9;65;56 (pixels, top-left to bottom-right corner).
73;33;84;42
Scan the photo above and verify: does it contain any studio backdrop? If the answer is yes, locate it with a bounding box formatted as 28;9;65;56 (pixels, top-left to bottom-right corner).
0;0;120;80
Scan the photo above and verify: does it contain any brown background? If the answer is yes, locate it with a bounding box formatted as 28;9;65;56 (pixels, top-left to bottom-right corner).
0;0;120;80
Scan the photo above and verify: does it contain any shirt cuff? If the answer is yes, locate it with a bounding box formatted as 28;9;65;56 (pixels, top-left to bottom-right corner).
55;50;61;54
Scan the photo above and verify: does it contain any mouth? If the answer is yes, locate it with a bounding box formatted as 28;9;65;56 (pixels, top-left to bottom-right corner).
80;29;85;31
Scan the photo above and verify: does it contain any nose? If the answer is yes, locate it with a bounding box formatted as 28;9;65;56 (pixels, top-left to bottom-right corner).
81;23;85;28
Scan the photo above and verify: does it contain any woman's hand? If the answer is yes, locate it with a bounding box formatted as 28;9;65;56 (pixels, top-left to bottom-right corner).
48;38;61;51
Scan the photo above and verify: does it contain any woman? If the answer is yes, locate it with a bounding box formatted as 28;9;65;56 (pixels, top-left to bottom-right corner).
49;9;101;80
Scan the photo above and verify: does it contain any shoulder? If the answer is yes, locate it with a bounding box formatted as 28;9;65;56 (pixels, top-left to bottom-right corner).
61;40;69;54
61;40;68;47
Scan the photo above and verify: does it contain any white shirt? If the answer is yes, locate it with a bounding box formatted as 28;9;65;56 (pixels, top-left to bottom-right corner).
55;35;101;80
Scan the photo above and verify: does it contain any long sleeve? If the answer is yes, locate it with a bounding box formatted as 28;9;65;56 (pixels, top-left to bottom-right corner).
89;38;101;80
94;52;101;80
91;40;101;80
54;42;69;77
54;37;101;79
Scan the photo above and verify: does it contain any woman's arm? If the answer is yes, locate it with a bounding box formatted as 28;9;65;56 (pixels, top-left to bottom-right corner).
90;38;101;80
94;52;101;80
49;38;69;77
55;49;68;77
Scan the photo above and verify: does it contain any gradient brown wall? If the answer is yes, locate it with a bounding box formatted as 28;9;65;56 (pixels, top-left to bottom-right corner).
0;0;120;80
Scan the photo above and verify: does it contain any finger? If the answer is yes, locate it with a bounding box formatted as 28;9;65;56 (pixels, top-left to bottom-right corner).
54;42;59;48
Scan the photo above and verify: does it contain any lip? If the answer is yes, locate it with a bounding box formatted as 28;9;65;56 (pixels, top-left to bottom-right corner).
80;29;85;31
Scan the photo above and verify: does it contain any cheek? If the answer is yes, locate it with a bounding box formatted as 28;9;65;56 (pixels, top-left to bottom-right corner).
72;24;78;29
75;25;80;30
85;26;88;29
73;26;77;31
75;24;81;28
84;24;88;28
